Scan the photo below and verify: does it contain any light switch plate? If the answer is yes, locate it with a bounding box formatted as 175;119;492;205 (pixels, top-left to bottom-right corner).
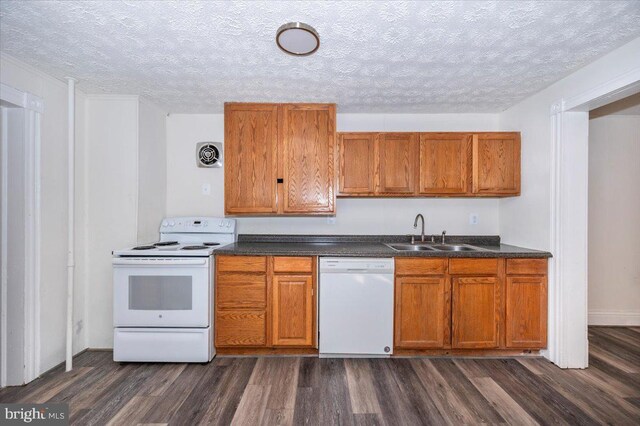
202;183;211;195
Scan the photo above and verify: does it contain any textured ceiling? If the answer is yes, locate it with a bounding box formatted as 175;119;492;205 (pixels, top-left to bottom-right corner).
1;1;640;113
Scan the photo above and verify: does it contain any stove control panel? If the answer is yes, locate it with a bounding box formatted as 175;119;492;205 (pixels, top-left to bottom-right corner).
160;217;236;234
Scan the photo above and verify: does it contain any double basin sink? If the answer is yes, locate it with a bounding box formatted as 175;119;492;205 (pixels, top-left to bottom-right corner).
385;243;483;252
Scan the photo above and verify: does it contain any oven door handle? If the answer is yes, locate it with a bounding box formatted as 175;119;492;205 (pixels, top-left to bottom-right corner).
112;258;208;266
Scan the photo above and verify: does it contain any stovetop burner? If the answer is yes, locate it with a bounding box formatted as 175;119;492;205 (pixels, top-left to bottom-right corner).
181;245;208;250
203;242;221;246
132;245;155;250
154;241;179;247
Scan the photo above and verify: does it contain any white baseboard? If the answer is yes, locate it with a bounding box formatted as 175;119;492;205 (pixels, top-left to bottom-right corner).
588;311;640;326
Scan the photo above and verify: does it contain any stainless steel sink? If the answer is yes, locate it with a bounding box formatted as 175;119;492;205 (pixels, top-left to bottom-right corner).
385;244;437;251
386;243;482;252
429;244;480;252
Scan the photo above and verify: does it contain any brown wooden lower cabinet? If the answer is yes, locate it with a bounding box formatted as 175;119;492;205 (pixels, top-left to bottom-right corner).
272;274;314;346
395;276;448;348
451;276;499;349
395;257;548;354
505;259;548;348
215;255;317;352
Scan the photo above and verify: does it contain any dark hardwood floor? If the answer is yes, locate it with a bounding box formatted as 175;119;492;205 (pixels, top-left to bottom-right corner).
1;326;639;425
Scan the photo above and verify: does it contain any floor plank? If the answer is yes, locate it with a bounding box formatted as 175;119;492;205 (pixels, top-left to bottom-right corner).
344;359;381;414
1;326;638;425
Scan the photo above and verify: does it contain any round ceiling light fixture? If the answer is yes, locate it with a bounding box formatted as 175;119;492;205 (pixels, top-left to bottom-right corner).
276;22;320;56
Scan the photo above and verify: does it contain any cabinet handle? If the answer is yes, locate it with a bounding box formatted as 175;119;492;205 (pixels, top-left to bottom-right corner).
277;178;284;183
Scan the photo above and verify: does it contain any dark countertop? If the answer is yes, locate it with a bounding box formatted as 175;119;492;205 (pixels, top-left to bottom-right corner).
215;235;552;258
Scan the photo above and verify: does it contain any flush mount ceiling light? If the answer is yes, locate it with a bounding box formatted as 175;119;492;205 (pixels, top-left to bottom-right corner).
276;22;320;56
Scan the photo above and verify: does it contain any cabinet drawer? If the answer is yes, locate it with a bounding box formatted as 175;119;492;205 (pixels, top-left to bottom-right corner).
273;256;313;273
449;258;498;275
506;259;547;275
217;274;267;309
217;256;267;273
395;258;447;275
216;310;267;347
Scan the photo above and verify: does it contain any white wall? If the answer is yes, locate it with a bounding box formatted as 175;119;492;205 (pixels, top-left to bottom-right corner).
137;99;167;242
499;37;640;250
84;96;139;348
588;115;640;325
166;113;502;236
4;107;26;384
83;95;167;348
0;53;86;373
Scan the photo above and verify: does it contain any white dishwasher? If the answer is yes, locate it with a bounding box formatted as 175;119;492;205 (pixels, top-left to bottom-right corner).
319;257;394;357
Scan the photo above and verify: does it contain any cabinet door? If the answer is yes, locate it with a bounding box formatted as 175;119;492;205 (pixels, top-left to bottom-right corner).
395;276;449;349
281;104;336;213
377;133;418;194
506;276;547;348
272;274;314;346
224;104;279;214
419;133;471;195
338;133;376;195
472;133;521;195
216;310;267;347
452;276;499;348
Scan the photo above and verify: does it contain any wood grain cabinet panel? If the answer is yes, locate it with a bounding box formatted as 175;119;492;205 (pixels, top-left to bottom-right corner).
377;133;418;194
272;274;314;346
273;256;313;273
395;276;449;349
449;258;499;275
395;258;447;276
473;133;521;195
506;275;547;349
217;256;267;273
452;277;499;349
419;133;472;195
281;104;336;214
224;104;279;214
216;310;267;347
216;274;267;309
338;133;376;195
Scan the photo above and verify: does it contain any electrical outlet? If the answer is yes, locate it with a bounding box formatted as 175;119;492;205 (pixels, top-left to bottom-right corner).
326;217;337;225
469;213;479;225
202;183;211;195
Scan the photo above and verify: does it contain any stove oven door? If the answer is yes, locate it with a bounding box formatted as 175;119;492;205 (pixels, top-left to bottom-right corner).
113;257;211;327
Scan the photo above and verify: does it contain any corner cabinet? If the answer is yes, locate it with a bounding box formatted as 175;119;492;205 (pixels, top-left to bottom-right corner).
215;255;317;354
224;103;336;216
337;131;520;198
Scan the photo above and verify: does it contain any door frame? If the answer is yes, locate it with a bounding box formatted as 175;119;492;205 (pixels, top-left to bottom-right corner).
0;83;43;386
548;67;640;368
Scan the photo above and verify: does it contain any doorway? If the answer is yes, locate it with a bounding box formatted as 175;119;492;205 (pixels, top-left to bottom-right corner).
549;68;640;368
588;93;640;327
0;83;42;387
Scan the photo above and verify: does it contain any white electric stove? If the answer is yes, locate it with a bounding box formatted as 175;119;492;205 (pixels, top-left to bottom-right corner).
112;217;236;363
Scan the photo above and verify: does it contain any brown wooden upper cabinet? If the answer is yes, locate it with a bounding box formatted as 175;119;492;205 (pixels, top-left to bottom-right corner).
337;131;520;198
338;133;376;195
377;133;418;195
224;103;336;215
224;104;279;214
419;133;472;195
472;132;521;196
